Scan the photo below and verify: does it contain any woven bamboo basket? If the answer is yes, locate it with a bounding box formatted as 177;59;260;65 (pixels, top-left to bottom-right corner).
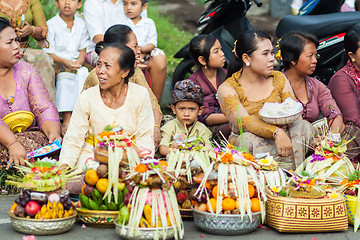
344;195;360;226
265;189;348;232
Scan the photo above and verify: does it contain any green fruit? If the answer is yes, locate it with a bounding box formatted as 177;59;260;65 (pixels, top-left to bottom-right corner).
100;205;108;210
118;206;130;225
79;194;90;209
118;182;125;191
104;195;114;207
116;190;124;208
108;202;118;211
92;189;103;206
89;199;100;210
119;202;125;210
123;187;129;197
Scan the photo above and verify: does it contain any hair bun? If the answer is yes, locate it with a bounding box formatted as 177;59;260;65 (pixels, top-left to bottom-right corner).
95;41;105;55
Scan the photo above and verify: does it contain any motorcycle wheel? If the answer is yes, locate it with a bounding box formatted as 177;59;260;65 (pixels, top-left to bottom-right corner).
172;58;196;87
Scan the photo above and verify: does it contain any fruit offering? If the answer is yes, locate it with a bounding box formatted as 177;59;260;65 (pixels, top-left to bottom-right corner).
166;134;211;210
93;124;141;170
6;158;82;192
78;163;126;211
296;131;355;181
118;159;184;240
340;170;360;196
10;189;75;219
194;143;266;222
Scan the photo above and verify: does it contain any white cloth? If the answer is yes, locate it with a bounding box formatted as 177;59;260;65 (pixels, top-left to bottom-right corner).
56;67;89;112
84;0;147;51
58;82;155;171
44;13;90;58
120;17;157;47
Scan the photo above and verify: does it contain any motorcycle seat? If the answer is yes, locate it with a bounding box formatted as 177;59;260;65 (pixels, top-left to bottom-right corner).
276;12;360;39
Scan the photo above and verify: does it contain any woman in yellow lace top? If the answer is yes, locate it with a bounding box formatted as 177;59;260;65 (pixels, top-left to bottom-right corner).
218;30;313;169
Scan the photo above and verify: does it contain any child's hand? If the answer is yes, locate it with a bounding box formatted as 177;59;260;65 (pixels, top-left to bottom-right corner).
15;22;33;39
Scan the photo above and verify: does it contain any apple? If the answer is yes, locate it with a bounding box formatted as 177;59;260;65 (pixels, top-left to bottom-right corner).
25;201;41;216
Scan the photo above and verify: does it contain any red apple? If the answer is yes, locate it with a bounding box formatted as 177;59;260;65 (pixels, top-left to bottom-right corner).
25;201;41;216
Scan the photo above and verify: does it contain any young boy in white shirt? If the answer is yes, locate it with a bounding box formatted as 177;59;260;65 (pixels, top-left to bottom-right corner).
122;0;167;101
44;0;90;133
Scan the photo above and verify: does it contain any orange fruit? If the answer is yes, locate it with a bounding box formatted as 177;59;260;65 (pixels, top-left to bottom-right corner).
222;197;236;211
251;198;261;212
96;178;109;194
212;185;226;199
81;184;86;195
206;198;217;212
248;184;255;198
205;181;212;189
84;169;99;186
191;200;197;207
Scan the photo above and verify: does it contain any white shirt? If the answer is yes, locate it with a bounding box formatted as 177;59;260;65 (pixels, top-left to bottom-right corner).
44;14;91;59
120;17;157;47
84;0;147;51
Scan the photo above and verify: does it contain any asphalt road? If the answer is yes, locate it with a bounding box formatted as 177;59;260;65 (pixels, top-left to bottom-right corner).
1;195;360;240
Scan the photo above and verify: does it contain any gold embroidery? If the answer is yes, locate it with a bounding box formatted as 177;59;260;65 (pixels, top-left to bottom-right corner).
220;94;239;116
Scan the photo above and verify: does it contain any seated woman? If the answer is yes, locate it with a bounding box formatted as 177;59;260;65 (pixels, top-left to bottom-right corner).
328;25;360;160
0;0;56;102
0;17;61;169
188;34;231;140
82;24;162;150
279;31;345;134
59;43;154;172
218;30;314;170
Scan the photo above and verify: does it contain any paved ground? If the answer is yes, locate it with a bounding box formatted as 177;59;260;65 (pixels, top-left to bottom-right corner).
1;195;360;240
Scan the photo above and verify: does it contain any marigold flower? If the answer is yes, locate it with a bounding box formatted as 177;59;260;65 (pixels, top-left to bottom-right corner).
134;163;148;173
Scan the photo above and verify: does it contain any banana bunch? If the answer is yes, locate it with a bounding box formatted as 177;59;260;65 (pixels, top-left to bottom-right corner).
34;201;74;219
79;189;124;211
139;204;172;228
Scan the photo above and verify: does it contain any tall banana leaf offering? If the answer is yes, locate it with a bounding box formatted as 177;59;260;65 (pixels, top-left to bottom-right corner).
296;132;355;182
167;134;211;211
194;143;266;223
119;159;184;240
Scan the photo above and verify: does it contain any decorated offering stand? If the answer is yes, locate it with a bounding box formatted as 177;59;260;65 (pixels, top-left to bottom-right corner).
77;125;139;227
266;171;348;233
116;159;184;240
7;158;80;235
167;134;211;218
191;143;266;235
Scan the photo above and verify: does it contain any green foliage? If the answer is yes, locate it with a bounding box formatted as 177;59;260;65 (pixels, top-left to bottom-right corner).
0;168;20;195
148;3;193;75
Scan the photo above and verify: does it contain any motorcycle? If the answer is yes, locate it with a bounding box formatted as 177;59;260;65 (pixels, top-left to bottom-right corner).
276;10;360;84
298;0;345;15
171;0;262;87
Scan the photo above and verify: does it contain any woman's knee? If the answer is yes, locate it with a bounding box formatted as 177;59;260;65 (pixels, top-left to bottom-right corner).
149;55;167;70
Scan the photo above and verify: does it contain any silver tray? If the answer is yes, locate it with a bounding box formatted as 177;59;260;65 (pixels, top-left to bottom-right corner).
114;218;176;240
9;211;77;235
192;207;261;235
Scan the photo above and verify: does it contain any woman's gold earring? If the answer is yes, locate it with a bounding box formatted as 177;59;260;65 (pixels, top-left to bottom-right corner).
352;59;356;62
204;65;207;69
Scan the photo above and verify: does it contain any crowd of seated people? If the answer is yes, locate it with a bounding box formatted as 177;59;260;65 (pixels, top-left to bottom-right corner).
1;0;360;179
